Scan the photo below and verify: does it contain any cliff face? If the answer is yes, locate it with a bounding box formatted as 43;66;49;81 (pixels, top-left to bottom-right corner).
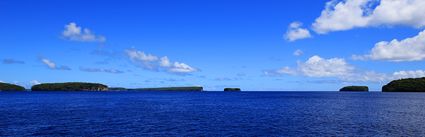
0;82;25;91
31;82;108;91
383;77;425;92
339;86;369;92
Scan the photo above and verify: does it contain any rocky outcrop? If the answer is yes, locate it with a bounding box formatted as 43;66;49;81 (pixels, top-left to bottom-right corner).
382;77;425;92
31;82;108;91
0;82;25;91
339;86;369;92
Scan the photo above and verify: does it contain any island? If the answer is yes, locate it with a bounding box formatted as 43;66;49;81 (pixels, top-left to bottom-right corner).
339;86;369;92
224;88;241;92
0;82;25;91
382;77;425;92
31;82;108;91
129;86;203;92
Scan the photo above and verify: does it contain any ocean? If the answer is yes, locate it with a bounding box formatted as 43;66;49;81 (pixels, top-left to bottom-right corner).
1;91;424;136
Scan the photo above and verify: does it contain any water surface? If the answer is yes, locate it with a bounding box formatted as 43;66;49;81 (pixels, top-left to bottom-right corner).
1;91;424;136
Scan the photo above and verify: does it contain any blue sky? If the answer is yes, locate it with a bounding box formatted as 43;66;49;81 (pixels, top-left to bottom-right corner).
1;0;425;91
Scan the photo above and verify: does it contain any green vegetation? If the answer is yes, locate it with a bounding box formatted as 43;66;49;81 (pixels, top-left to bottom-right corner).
31;82;108;91
224;88;241;92
130;86;203;92
382;77;425;92
339;86;369;92
0;82;25;91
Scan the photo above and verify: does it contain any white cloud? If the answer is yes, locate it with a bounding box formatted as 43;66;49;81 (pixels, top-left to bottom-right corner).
126;49;197;74
265;56;353;77
354;30;425;61
293;49;303;56
341;71;389;83
62;22;106;43
277;67;297;75
126;50;160;70
40;58;71;70
127;50;158;62
299;56;354;77
159;56;171;67
392;70;425;79
168;62;197;73
265;66;298;76
370;0;425;28
30;80;41;85
266;55;425;83
41;58;56;69
352;70;425;82
313;0;425;34
285;22;312;41
313;0;371;34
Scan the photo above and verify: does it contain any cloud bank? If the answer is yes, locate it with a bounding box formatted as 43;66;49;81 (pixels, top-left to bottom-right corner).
266;55;425;82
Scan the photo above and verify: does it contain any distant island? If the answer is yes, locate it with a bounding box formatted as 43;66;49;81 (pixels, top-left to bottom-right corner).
383;77;425;92
0;81;204;92
130;86;203;92
224;88;241;92
31;82;108;91
2;77;425;92
339;86;369;92
0;82;25;91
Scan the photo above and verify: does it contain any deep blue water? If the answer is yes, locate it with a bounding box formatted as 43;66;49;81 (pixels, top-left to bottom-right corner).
1;91;425;136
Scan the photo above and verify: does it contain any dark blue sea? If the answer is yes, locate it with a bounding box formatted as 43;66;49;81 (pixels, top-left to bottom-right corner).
1;91;425;136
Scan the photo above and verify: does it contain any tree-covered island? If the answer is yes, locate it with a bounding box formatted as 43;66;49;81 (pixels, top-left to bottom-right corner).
0;82;26;91
224;88;241;92
382;77;425;92
339;86;369;92
31;82;108;91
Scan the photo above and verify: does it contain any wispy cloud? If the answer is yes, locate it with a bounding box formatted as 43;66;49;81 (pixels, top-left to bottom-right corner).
293;49;303;56
213;77;242;81
126;49;197;74
80;67;124;74
40;58;71;70
62;22;106;43
2;59;25;64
